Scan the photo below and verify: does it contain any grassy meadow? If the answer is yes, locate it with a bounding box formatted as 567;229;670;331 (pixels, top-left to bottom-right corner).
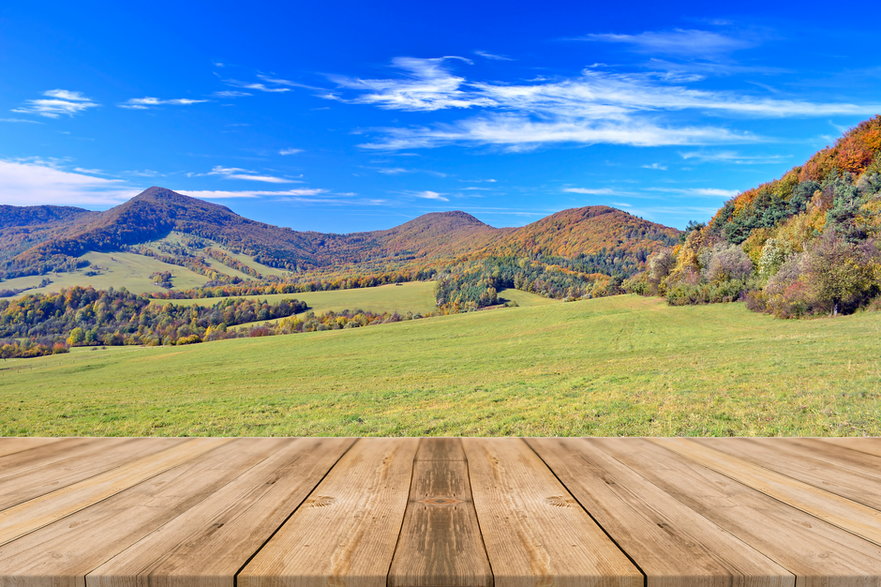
159;281;440;315
1;294;879;437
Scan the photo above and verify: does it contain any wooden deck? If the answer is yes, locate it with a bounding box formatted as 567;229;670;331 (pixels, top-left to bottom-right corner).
0;438;880;586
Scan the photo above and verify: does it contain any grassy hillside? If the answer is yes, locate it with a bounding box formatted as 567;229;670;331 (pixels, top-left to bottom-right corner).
0;252;211;295
158;281;440;315
1;295;878;436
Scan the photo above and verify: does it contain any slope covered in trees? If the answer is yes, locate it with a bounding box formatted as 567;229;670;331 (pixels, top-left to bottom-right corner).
631;116;881;317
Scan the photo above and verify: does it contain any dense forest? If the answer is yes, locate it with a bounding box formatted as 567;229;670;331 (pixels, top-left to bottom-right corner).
626;116;881;318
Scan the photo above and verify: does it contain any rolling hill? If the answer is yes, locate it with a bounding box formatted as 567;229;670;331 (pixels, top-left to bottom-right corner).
638;115;881;317
0;187;679;296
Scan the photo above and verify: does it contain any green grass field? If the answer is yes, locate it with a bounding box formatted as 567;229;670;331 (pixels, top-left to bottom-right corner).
1;294;879;437
0;252;211;296
159;281;442;315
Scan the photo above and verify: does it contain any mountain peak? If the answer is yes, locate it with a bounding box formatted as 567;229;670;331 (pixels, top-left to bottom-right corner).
401;210;489;229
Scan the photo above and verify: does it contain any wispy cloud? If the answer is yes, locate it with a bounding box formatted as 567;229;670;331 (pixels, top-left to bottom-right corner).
373;167;447;177
278;147;303;155
181;188;327;199
12;89;99;118
642;163;668;170
328;56;493;111
413;190;449;201
362;116;757;151
221;77;291;93
580;29;755;57
0;118;43;124
338;61;881;151
563;187;619;195
214;90;252;98
0;159;132;205
679;150;792;164
646;186;740;198
474;50;513;61
120;97;209;110
192;166;301;184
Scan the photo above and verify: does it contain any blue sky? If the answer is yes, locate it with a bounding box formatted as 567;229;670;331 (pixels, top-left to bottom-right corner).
2;1;881;232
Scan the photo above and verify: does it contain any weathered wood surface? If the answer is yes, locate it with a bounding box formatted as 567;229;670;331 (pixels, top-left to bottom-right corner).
0;437;878;587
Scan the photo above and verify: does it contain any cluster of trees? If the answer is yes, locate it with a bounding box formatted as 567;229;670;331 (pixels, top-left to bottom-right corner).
150;271;173;288
435;255;633;311
259;308;427;336
627;117;881;318
745;233;881;317
0;286;307;357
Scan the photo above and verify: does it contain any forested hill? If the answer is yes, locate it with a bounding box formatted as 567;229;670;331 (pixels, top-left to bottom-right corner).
634;115;881;317
0;187;679;283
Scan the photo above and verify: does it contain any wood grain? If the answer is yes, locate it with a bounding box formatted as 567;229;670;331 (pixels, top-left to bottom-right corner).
528;438;793;587
0;437;225;547
86;438;354;587
655;437;881;547
0;437;879;587
463;438;642;587
238;437;419;587
695;438;881;510
0;438;65;459
0;438;275;587
0;437;183;510
388;438;492;587
601;438;881;586
819;437;881;459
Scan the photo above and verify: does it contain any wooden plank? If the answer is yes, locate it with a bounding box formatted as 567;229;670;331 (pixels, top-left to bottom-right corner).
654;438;881;547
695;438;881;511
0;438;283;587
0;438;108;482
600;438;881;586
463;438;642;587
528;438;793;587
819;437;881;459
387;438;492;587
238;437;419;587
0;438;64;459
86;438;354;587
0;437;226;546
0;437;185;510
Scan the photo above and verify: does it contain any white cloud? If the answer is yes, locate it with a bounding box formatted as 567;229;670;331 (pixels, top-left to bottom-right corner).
362;116;756;151
193;166;300;184
581;29;754;57
12;89;99;118
214;90;252;98
647;187;740;198
563;187;618;195
222;77;291;93
0;118;42;124
332;58;881;151
474;50;513;61
278;147;303;155
679;150;791;164
329;56;493;111
120;97;209;109
181;188;327;199
642;163;668;170
413;190;449;201
0;159;132;205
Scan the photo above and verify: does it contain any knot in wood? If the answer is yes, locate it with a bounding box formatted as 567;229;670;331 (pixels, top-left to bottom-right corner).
418;496;462;506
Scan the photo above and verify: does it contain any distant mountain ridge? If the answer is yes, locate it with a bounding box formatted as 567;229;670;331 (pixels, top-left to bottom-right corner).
0;187;680;282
